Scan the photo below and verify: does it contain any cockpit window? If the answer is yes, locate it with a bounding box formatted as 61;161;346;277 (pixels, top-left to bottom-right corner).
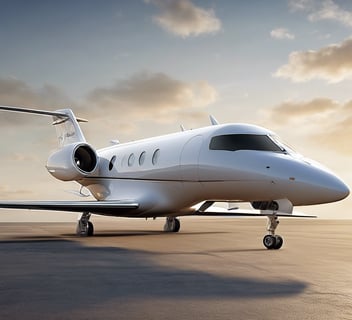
209;134;284;152
269;135;296;154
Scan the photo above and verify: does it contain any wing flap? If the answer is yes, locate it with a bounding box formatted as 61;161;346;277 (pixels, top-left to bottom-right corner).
0;200;139;214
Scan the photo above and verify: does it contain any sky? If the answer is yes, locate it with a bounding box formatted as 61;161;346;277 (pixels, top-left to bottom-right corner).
0;0;352;220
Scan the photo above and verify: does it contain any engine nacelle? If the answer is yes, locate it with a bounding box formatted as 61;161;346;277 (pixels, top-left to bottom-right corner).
46;143;99;181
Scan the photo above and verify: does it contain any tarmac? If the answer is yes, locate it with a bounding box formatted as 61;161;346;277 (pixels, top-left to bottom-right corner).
0;217;351;320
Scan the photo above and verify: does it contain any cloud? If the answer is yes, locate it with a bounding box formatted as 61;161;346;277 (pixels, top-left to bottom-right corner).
0;73;216;144
312;100;352;155
0;77;70;108
266;98;338;123
308;0;352;27
146;0;221;37
0;77;72;125
289;0;315;11
87;71;217;122
270;28;295;40
289;0;352;27
274;38;352;82
265;97;352;155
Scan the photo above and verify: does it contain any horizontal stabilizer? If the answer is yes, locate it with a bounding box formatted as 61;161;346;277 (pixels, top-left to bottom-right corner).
0;105;88;123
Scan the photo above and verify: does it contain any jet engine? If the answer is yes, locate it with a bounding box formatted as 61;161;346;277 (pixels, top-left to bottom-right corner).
46;143;99;181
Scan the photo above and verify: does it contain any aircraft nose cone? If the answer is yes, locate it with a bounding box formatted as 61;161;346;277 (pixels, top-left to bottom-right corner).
309;167;350;203
287;159;350;205
329;176;350;201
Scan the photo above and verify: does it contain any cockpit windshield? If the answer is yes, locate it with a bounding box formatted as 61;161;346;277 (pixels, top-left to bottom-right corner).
268;135;297;155
209;134;285;152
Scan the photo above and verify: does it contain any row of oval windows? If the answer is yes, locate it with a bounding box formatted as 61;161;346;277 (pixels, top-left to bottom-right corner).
108;149;160;171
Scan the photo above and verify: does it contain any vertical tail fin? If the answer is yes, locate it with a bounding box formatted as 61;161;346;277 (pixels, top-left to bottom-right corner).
52;109;87;147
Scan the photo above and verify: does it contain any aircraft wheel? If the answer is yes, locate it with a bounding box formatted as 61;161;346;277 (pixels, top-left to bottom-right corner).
273;235;283;250
263;234;276;250
164;217;181;232
173;218;180;233
76;222;88;237
87;221;94;236
76;214;93;237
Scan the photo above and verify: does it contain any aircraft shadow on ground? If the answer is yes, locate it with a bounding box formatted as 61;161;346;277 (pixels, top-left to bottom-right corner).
0;238;307;314
69;230;231;237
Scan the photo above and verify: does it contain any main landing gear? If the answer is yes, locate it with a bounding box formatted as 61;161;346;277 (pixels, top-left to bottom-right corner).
75;214;181;236
263;215;283;250
76;212;94;236
164;217;181;232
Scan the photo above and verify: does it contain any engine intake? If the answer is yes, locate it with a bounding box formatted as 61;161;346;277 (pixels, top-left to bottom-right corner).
74;145;97;173
46;143;99;181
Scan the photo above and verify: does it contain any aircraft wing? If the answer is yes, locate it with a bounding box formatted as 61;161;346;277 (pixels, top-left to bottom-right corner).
0;200;139;215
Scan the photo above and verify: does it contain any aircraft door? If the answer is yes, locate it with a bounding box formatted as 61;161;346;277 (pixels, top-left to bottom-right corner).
180;135;203;181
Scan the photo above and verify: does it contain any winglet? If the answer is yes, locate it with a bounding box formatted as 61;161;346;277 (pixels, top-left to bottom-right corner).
209;115;219;125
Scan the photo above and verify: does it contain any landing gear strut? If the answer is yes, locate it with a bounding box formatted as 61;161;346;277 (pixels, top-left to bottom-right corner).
164;217;181;232
263;215;283;250
76;212;94;236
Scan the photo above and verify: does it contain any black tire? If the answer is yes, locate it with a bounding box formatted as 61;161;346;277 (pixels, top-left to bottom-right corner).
273;235;283;250
87;221;94;236
173;218;180;232
263;234;276;249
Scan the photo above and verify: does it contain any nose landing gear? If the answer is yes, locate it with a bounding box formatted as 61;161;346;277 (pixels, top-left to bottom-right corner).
263;215;283;250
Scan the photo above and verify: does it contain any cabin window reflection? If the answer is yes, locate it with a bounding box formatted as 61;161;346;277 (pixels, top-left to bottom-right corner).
139;151;146;166
128;153;135;167
152;149;160;165
209;134;283;152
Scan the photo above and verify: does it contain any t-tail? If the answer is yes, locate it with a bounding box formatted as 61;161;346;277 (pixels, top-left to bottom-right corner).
52;108;88;147
0;106;99;181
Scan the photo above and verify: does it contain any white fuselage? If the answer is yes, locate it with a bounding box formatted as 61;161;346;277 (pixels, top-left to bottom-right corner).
80;123;349;217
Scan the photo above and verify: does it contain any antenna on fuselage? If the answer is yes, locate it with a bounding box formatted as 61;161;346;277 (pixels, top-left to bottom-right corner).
209;115;219;125
180;124;186;131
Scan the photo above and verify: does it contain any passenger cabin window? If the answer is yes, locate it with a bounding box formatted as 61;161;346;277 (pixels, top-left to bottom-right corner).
209;134;283;152
108;156;116;171
139;151;146;166
152;149;160;165
128;153;135;166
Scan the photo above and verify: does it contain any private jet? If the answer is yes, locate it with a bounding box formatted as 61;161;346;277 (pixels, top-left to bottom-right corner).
0;106;349;249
